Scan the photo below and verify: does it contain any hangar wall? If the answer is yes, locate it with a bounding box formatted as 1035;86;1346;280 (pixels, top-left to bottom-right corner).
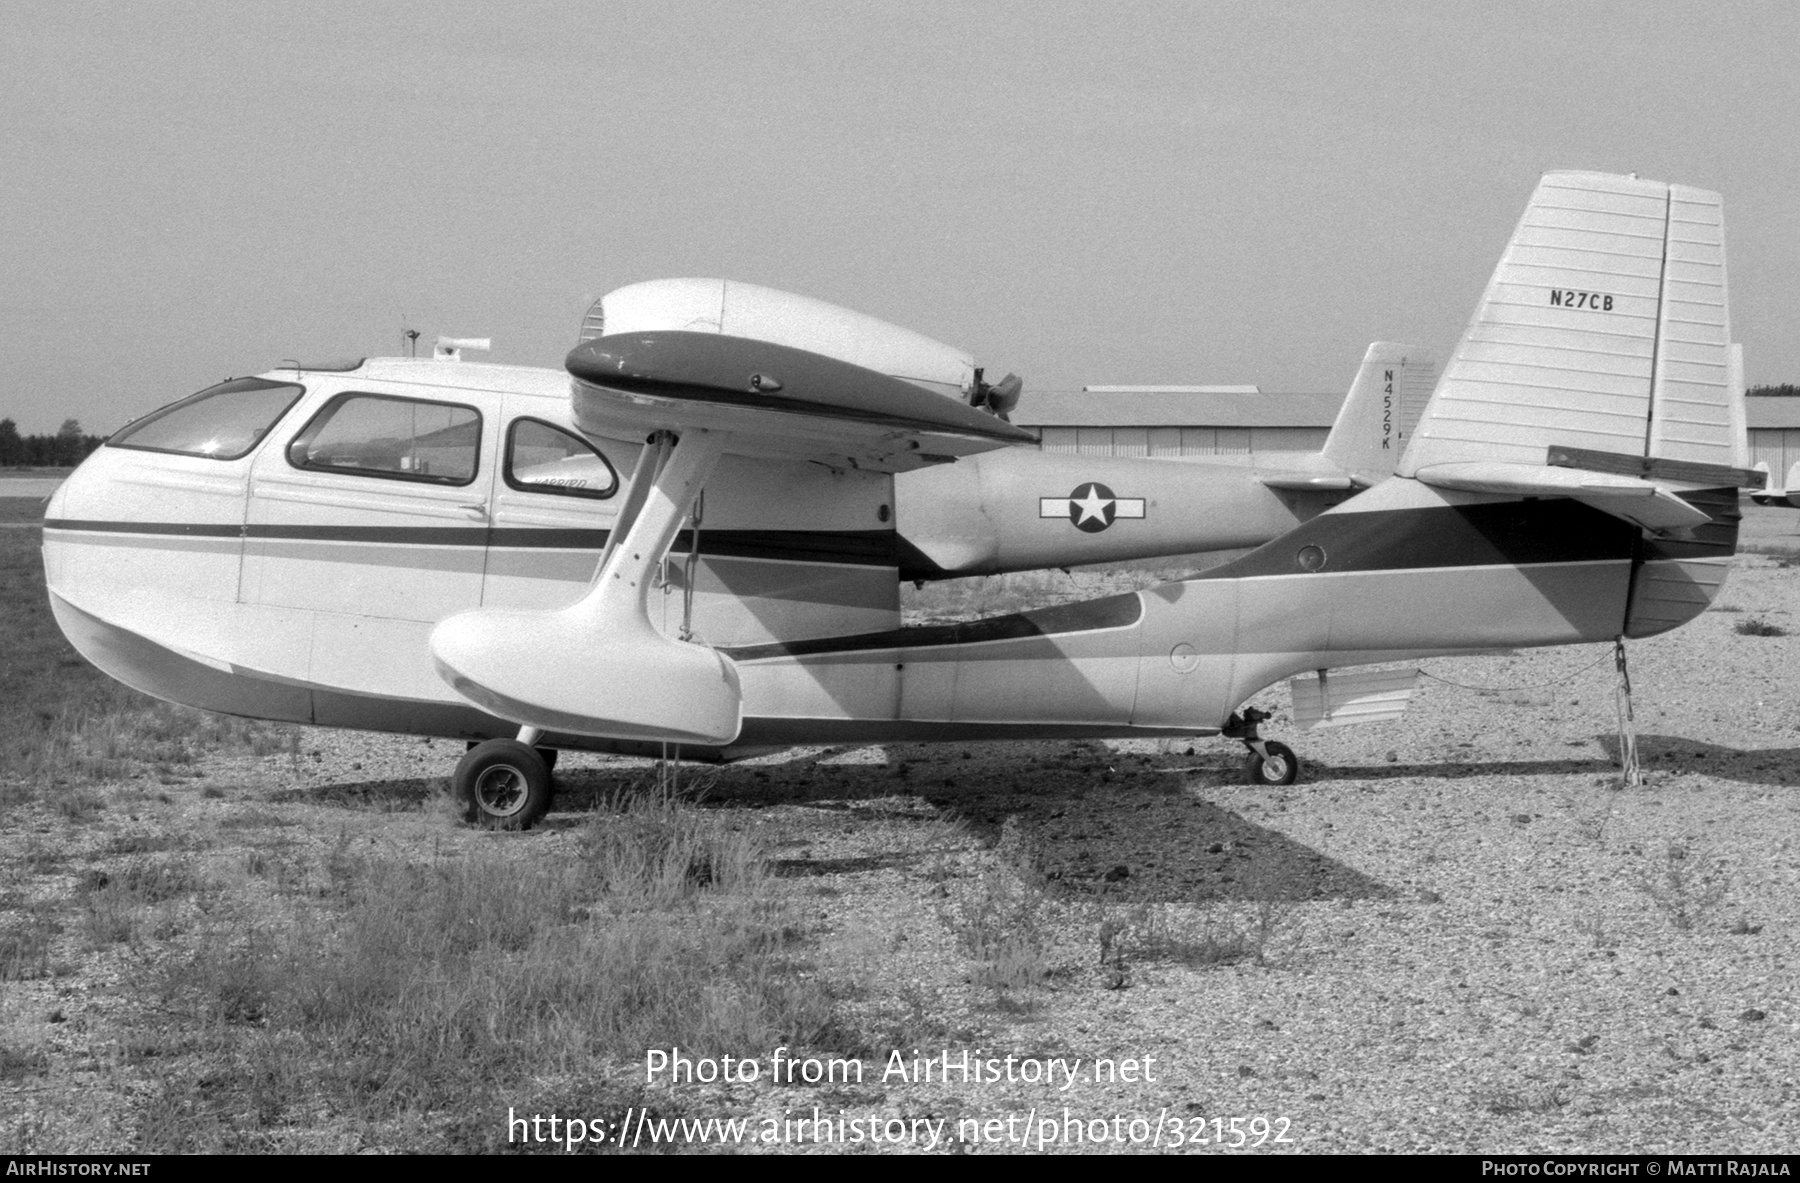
1745;401;1800;475
1021;389;1800;466
1016;388;1340;460
1035;425;1328;457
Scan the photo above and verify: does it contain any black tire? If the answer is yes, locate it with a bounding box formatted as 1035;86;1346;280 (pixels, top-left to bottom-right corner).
455;739;553;830
469;741;557;774
1245;741;1300;786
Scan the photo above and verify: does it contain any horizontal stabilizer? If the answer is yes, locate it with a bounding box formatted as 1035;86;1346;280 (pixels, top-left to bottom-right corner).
1413;460;1711;531
1291;667;1420;730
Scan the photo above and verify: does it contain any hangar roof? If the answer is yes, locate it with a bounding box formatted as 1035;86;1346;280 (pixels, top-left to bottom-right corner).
1014;390;1342;429
1013;393;1800;432
1746;398;1800;429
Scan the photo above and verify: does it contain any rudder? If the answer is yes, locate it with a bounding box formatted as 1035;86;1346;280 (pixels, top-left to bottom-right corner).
1399;172;1735;477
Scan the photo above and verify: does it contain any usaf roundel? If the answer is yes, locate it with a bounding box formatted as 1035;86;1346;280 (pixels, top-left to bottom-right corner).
1039;483;1147;533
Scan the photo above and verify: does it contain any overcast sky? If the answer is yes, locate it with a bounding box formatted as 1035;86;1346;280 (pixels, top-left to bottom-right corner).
4;1;1796;434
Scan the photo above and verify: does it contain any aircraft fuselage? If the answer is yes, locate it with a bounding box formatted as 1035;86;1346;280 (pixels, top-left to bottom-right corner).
41;357;1350;753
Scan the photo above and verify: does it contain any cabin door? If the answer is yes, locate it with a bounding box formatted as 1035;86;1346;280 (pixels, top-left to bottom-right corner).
240;384;503;702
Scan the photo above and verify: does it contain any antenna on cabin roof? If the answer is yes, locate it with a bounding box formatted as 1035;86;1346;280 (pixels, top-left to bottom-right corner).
404;328;420;358
434;336;490;362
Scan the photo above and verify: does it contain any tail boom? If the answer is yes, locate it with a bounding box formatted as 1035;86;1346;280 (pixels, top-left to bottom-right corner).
722;470;1737;743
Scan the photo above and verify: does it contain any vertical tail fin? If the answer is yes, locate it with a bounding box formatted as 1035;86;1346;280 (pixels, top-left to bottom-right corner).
1750;460;1775;503
1399;172;1737;478
1728;342;1749;468
1320;342;1436;484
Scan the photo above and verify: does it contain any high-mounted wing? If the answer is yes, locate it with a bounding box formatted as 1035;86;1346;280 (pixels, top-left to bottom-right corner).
431;280;1032;743
566;329;1036;472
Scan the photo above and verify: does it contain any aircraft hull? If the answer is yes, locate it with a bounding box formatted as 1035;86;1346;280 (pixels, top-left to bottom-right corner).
45;472;1738;750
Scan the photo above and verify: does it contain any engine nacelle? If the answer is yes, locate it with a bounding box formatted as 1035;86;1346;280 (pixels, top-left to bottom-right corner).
581;278;977;403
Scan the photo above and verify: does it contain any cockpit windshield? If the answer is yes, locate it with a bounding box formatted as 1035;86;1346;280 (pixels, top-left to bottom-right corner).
108;378;304;461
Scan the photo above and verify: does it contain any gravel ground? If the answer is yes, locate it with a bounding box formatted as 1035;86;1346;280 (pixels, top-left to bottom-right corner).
562;552;1799;1153
4;547;1798;1154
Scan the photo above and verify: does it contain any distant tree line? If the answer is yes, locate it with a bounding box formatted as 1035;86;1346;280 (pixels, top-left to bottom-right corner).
1750;385;1800;397
0;419;106;467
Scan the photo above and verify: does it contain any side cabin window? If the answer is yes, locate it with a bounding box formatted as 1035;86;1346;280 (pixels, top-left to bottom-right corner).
505;418;619;499
108;378;305;461
287;393;481;486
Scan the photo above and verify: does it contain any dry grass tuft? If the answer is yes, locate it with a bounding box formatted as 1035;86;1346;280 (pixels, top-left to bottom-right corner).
0;910;60;981
1630;840;1729;931
1474;1084;1570;1115
0;529;300;813
1097;854;1303;977
939;817;1055;1000
1099;902;1265;970
77;857;207;948
942;865;1052;996
136;788;837;1150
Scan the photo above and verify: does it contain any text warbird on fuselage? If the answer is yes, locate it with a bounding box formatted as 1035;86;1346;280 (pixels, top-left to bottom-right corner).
43;172;1759;828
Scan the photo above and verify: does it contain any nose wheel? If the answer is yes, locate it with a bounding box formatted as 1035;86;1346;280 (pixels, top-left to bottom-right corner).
455;739;554;830
1223;707;1301;786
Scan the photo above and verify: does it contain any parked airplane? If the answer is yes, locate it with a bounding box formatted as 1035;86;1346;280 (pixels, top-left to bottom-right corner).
1750;460;1800;507
43;172;1758;829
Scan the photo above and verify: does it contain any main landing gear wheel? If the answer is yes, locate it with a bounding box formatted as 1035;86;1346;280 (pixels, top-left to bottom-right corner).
464;741;559;772
455;739;553;830
1245;741;1299;786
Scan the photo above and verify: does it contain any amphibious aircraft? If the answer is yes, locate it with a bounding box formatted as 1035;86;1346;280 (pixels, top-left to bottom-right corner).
43;171;1758;829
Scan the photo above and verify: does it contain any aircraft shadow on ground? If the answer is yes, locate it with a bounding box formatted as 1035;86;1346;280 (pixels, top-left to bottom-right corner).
547;742;1396;905
1302;755;1613;783
270;742;1397;904
268;775;445;809
1255;734;1800;788
1595;733;1800;785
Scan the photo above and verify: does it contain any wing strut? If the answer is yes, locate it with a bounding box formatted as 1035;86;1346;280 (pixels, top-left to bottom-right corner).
430;428;743;744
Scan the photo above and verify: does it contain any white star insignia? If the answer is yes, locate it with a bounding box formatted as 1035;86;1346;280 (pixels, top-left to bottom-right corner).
1071;484;1113;526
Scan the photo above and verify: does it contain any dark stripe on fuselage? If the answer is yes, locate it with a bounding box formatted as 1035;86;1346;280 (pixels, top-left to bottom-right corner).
485;527;899;565
43;520;899;566
45;519;244;538
1191;498;1641;581
725;592;1143;661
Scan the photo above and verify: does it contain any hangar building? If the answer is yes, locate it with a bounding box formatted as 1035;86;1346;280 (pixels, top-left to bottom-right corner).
1016;384;1800;469
1015;386;1340;458
1746;398;1800;475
